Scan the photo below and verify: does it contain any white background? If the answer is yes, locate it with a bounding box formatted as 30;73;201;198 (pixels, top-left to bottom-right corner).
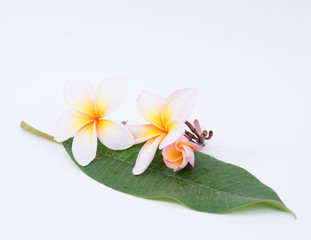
1;0;310;239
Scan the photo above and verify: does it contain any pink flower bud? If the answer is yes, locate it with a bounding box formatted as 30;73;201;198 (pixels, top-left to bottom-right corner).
162;136;202;172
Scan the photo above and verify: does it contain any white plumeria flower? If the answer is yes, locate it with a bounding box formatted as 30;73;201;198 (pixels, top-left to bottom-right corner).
128;88;197;175
54;77;135;166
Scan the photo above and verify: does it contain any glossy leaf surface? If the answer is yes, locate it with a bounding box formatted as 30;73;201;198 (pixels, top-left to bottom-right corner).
63;139;293;215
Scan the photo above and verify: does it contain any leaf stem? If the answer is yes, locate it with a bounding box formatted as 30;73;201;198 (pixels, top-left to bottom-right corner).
20;121;60;144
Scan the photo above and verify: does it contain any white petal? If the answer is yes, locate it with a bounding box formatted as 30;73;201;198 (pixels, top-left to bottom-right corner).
159;120;184;150
97;119;135;150
54;110;94;142
72;122;97;166
64;80;96;117
132;135;165;175
161;88;198;126
95;77;126;118
127;124;164;144
136;90;166;130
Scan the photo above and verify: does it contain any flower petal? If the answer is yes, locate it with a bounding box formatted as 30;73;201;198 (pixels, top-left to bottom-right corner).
162;88;198;126
172;147;190;172
173;156;189;172
72;122;97;166
132;134;165;175
95;77;126;118
162;143;182;162
176;136;202;152
186;141;202;152
54;110;94;142
64;80;96;117
136;90;166;130
181;144;195;167
163;157;183;169
127;124;164;144
159;120;184;150
97;119;134;150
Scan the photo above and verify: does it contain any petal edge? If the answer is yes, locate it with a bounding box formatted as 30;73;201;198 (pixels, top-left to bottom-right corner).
97;119;135;150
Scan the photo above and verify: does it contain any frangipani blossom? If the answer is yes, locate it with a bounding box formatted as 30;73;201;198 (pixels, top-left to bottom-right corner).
54;78;135;166
128;88;198;175
162;136;202;172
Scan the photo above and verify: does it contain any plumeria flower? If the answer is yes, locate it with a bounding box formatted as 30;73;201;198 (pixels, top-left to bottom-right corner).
128;88;197;175
162;119;213;172
54;78;135;166
162;136;202;172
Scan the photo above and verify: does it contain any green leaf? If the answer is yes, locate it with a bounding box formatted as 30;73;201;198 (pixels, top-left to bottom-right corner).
62;139;294;216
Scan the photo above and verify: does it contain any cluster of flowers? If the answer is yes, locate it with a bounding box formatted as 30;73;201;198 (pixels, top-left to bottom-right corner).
54;78;212;175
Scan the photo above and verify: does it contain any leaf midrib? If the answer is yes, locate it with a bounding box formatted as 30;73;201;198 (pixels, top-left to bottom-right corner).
96;150;271;202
